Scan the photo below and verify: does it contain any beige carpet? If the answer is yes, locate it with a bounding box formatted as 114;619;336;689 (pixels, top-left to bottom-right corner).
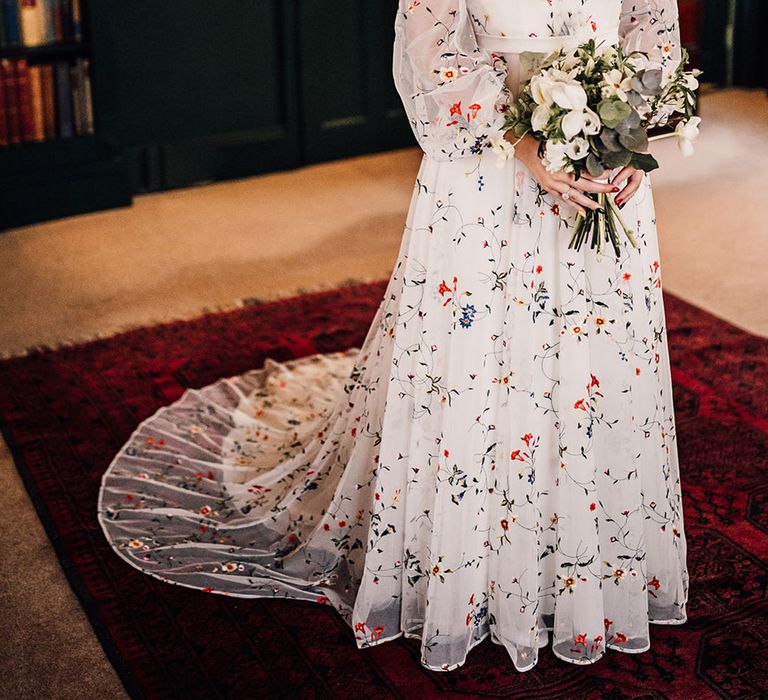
0;87;766;700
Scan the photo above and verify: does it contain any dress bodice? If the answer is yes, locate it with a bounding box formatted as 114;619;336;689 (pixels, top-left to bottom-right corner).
467;0;622;53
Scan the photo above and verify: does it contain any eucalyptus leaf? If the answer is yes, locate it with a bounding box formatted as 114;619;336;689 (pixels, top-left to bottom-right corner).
519;51;548;72
630;151;660;172
631;69;662;96
614;109;641;135
603;149;632;168
599;128;623;152
586;153;605;177
598;99;632;128
618;127;649;152
626;90;646;108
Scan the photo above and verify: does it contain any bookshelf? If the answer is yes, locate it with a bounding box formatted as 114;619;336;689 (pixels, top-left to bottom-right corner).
0;0;131;230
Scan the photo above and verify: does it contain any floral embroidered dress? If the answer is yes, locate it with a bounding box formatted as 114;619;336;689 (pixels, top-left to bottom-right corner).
98;0;689;672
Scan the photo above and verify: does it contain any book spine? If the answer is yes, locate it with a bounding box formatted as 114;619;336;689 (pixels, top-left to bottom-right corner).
43;0;57;44
53;58;72;137
71;0;80;41
2;0;21;46
40;61;55;138
0;64;8;146
15;57;35;141
69;57;81;134
1;58;21;144
19;0;46;48
28;62;44;140
59;0;71;41
81;56;93;134
53;0;62;42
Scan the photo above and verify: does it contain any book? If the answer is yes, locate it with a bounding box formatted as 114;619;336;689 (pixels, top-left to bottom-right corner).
18;0;47;48
80;56;92;134
28;63;44;140
52;0;62;42
69;56;81;134
40;61;55;138
1;58;20;144
71;0;81;41
53;58;72;137
43;0;57;44
2;0;21;47
15;57;35;141
59;0;71;41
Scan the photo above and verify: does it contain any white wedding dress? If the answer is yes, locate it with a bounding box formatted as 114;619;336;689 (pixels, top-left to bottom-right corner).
98;0;689;672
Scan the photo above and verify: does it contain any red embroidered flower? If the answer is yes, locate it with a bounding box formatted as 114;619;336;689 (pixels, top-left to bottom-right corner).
574;634;588;647
500;518;509;531
589;502;597;511
648;576;661;590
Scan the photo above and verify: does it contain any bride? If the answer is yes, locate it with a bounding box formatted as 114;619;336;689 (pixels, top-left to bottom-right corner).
98;0;689;673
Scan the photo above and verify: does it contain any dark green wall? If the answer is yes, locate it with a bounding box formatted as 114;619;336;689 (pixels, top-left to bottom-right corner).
93;0;410;193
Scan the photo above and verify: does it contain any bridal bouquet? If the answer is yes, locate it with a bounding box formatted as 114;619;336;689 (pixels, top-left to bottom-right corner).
501;39;702;257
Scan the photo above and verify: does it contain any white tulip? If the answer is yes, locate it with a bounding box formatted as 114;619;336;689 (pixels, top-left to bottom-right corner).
582;107;601;135
551;82;588;110
566;137;590;160
675;116;701;157
531;75;555;106
561;110;587;138
531;104;552;132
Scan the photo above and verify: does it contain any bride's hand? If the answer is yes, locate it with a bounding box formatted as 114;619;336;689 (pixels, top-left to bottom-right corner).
603;165;644;208
509;134;620;216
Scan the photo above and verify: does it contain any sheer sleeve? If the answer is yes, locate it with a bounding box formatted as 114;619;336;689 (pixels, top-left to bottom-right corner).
619;0;682;82
393;0;511;162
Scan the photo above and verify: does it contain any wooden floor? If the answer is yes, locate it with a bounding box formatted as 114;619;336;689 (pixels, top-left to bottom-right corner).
0;87;766;700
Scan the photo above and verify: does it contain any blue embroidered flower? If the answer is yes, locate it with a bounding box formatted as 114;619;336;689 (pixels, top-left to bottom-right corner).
459;304;477;328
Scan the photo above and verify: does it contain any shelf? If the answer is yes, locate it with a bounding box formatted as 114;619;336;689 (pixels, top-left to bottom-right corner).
0;135;102;177
0;42;91;60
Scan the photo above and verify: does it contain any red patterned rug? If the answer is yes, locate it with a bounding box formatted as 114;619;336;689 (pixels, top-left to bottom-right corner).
1;281;766;700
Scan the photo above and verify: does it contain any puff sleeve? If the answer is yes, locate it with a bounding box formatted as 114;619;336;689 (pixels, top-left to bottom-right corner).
619;0;683;83
392;0;511;162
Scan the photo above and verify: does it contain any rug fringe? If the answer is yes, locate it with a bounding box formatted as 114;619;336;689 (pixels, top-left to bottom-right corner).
0;276;387;360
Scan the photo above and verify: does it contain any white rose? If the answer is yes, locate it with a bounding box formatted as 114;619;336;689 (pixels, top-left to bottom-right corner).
542;141;569;172
550;82;588;110
675;116;701;157
566;137;590;160
531;104;552;132
561;110;587;138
